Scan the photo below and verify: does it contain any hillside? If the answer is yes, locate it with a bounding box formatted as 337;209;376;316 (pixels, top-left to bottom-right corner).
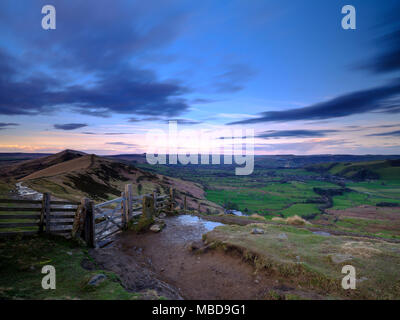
0;150;85;180
1;150;222;213
306;159;400;181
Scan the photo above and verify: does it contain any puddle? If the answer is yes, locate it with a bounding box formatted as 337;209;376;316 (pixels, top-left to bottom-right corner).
313;231;331;237
226;210;246;216
147;215;224;244
175;215;224;232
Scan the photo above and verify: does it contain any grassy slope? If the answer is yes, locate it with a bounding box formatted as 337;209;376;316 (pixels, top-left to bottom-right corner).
204;223;400;299
0;235;146;300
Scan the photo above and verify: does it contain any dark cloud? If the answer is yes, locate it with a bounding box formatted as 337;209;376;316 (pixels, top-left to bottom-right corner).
106;142;137;147
191;98;218;104
214;64;256;93
228;79;400;125
0;1;191;118
361;27;400;74
54;123;88;130
81;132;133;135
256;129;338;139
367;130;400;137
128;116;164;122
165;119;202;125
0;123;19;129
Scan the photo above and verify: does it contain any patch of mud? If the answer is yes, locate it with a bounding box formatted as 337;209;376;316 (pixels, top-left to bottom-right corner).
89;246;182;300
92;215;327;300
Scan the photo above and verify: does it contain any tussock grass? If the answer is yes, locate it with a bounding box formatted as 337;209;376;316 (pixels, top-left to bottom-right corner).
204;223;400;299
272;215;311;226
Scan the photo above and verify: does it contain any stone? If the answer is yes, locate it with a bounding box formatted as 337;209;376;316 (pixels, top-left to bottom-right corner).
88;274;107;286
251;228;264;234
278;233;288;240
330;254;353;264
159;212;166;219
150;224;163;232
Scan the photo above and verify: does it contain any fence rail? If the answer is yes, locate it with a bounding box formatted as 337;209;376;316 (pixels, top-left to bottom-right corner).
0;195;78;237
0;184;176;248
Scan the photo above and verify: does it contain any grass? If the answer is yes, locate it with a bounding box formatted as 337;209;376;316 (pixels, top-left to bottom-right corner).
0;235;145;300
204;223;400;299
205;180;335;217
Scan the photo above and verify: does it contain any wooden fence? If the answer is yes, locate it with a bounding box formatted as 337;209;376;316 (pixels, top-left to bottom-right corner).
0;184;175;248
0;195;78;237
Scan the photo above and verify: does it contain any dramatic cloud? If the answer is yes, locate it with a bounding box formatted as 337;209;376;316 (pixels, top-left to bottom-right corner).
256;129;338;139
54;123;88;130
229;79;400;125
165;119;202;125
0;1;191;118
367;130;400;137
361;27;400;74
214;64;256;93
106;142;137;147
0;123;19;129
81;132;133;135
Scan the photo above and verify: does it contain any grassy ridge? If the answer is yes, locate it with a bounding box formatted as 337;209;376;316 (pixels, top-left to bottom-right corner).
204;224;400;299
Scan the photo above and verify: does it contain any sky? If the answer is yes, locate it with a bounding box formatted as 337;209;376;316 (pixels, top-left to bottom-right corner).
0;0;399;155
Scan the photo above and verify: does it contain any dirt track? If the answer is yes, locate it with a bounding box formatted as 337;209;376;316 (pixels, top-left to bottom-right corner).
90;216;323;300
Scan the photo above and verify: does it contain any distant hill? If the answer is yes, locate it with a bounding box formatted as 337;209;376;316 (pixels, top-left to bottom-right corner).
0;150;221;213
0;150;85;179
306;159;400;181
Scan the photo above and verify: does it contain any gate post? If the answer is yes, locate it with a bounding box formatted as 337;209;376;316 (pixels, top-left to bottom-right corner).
169;187;174;214
41;193;51;233
142;195;155;219
124;184;133;226
83;200;95;248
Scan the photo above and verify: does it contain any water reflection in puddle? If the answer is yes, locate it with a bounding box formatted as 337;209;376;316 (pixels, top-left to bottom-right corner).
312;231;331;237
175;215;224;232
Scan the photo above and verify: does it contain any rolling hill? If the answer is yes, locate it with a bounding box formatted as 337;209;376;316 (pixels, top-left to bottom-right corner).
0;150;222;213
306;159;400;181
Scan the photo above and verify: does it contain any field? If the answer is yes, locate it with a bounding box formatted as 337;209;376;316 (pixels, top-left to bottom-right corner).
137;159;400;240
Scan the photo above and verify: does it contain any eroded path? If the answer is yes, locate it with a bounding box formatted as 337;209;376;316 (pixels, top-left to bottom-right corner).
90;215;323;300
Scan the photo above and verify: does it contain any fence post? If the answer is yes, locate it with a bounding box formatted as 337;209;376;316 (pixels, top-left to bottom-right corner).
124;184;132;226
83;200;95;248
72;197;89;240
39;193;48;233
121;191;126;229
198;203;201;214
142;195;155;220
169;187;174;214
42;193;51;233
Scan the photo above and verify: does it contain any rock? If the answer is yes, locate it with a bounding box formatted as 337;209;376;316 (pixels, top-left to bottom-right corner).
66;251;73;256
278;233;288;240
88;274;107;286
251;228;264;234
357;277;368;283
150;224;163;232
159;212;166;219
188;241;201;251
330;254;353;264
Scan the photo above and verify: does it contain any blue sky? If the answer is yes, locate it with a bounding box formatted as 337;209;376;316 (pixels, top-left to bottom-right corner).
0;0;399;154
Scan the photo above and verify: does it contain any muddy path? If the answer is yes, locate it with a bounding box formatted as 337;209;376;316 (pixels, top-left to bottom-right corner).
90;215;324;300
